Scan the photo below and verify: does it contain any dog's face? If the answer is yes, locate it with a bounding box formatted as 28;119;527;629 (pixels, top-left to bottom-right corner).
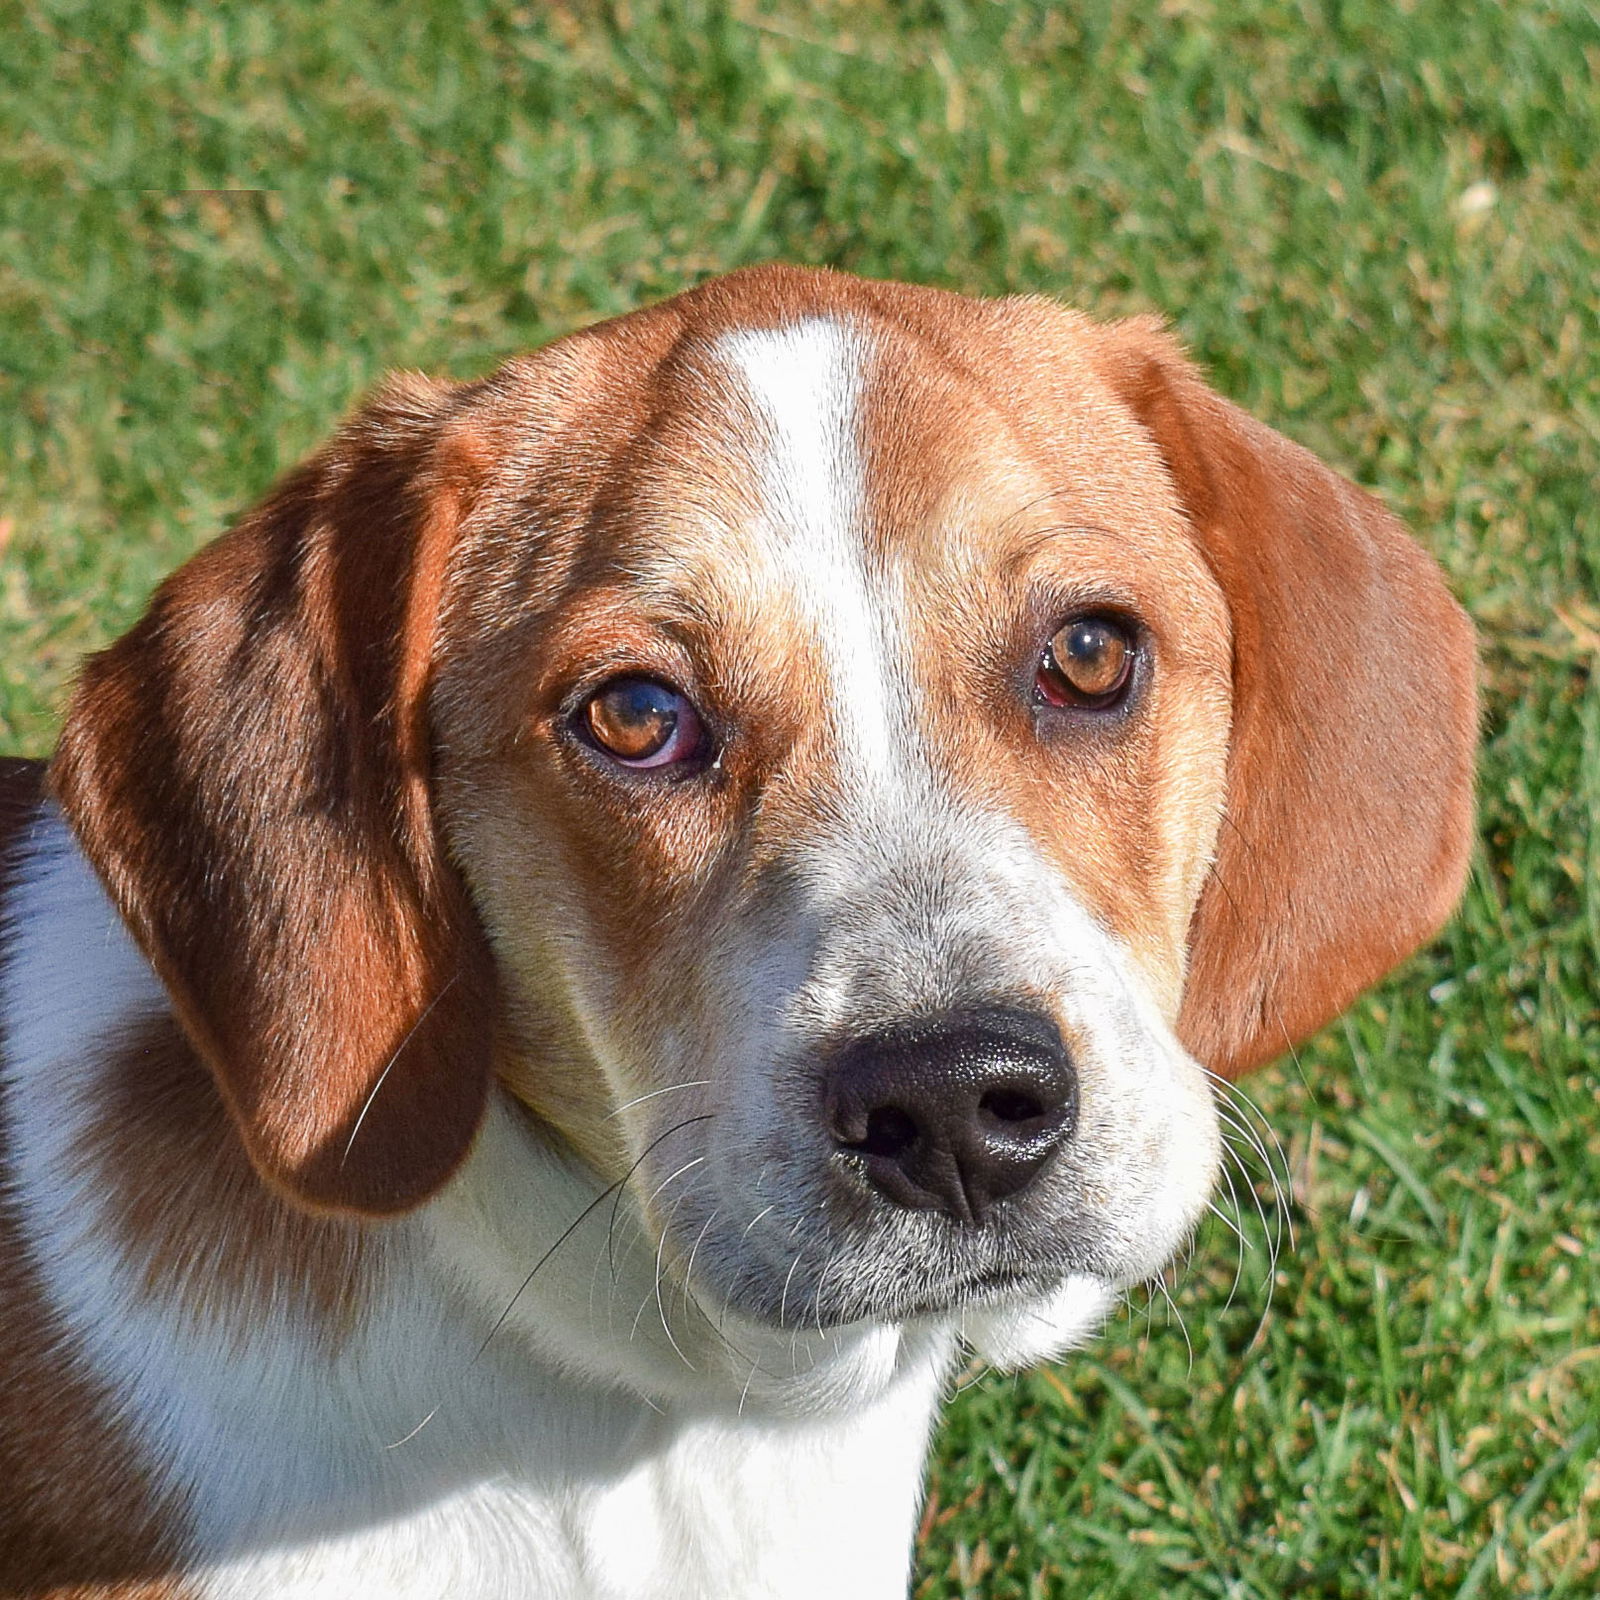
51;268;1476;1380
439;309;1229;1355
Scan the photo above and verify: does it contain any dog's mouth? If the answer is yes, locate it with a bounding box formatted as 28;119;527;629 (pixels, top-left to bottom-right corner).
874;1264;1041;1323
668;1196;1127;1334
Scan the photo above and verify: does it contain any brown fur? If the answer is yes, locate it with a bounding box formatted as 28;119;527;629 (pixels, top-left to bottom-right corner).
49;266;1474;1198
80;1014;372;1340
850;304;1234;1007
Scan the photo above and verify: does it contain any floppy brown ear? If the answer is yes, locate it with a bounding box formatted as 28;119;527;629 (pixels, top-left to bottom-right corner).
1090;322;1477;1077
51;376;497;1214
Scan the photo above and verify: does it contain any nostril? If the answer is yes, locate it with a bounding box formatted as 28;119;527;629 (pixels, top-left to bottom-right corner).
851;1105;919;1158
978;1087;1047;1124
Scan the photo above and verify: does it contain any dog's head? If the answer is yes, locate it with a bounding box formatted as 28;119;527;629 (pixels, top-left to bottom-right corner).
51;267;1476;1378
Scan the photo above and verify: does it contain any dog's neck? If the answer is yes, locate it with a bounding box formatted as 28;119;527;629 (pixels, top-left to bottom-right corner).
0;807;951;1598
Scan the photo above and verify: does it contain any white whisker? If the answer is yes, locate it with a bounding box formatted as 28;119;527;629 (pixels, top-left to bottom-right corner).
604;1079;712;1122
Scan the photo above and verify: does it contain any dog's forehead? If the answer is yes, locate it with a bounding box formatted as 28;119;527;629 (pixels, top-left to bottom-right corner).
535;289;1195;605
445;273;1224;785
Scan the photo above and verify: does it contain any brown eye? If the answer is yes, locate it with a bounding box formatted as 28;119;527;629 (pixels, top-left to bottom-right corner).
581;677;705;769
1036;616;1137;709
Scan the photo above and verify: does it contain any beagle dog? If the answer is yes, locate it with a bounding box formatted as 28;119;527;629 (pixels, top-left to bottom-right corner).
0;266;1475;1600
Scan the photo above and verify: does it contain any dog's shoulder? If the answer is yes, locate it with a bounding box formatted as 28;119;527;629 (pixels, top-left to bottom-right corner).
0;756;194;1592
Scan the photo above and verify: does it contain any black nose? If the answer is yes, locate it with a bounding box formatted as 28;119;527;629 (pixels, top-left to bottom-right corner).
823;1007;1077;1224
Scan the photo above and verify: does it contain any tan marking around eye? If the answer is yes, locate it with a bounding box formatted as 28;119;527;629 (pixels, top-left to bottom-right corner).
848;314;1233;1008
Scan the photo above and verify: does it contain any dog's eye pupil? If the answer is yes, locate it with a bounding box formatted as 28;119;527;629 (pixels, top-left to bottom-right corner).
583;678;703;767
1037;617;1135;708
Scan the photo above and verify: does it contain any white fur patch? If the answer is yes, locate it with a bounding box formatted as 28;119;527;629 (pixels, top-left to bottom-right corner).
716;318;910;786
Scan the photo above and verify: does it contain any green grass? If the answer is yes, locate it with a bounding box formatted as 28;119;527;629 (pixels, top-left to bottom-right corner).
3;2;1598;1594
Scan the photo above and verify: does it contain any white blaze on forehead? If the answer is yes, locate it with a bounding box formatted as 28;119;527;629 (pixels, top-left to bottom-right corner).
715;317;907;783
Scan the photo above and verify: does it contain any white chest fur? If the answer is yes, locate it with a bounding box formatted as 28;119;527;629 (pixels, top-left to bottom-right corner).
194;1394;942;1600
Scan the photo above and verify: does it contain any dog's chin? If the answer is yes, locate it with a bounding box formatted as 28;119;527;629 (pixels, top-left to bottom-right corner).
704;1311;940;1418
958;1273;1117;1368
696;1270;1118;1417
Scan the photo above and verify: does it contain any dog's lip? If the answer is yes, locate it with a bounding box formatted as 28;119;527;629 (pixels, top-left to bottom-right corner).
891;1264;1039;1319
819;1262;1069;1326
709;1252;1065;1331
